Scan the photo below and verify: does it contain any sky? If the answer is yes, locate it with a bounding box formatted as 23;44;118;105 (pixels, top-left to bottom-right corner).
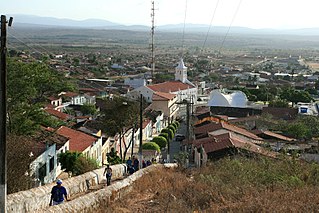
2;0;319;29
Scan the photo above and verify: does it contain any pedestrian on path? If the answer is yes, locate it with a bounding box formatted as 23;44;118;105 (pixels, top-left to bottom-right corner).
50;179;68;206
133;156;139;171
103;165;113;186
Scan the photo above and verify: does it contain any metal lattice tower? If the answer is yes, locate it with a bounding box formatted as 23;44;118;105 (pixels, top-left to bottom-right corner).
150;1;155;80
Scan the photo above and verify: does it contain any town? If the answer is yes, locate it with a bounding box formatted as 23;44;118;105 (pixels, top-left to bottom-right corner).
3;8;319;212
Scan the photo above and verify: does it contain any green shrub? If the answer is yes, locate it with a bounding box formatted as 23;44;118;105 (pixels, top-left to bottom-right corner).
159;132;169;142
151;136;168;149
174;121;180;127
161;128;174;139
168;125;176;133
58;151;99;176
171;122;178;129
142;142;160;152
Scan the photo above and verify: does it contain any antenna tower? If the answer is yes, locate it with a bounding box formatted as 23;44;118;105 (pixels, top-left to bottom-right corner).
150;1;155;80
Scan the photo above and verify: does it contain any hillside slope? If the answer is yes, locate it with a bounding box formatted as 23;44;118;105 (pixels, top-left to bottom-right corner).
101;156;319;212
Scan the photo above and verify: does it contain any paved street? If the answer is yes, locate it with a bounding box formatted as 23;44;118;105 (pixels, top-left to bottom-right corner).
168;121;187;162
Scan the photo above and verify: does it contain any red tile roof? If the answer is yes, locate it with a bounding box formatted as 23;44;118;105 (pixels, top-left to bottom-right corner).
152;92;176;101
193;133;277;158
62;92;79;97
251;129;295;142
56;126;97;152
45;108;70;121
142;119;152;129
147;81;195;93
194;121;263;141
47;96;60;101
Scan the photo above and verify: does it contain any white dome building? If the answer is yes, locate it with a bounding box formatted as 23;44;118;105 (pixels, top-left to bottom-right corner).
208;89;248;108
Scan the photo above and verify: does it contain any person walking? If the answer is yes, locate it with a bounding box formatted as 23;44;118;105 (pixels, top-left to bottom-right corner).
133;156;139;172
126;157;133;175
103;165;113;186
50;179;68;206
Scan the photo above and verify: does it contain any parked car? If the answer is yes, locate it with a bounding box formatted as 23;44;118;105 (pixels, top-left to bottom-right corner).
175;134;186;141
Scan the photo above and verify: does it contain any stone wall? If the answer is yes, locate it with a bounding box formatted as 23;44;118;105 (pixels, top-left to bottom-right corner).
7;164;127;213
45;164;177;213
7;163;177;213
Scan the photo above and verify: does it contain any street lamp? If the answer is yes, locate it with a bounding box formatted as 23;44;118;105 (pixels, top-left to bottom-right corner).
138;94;143;169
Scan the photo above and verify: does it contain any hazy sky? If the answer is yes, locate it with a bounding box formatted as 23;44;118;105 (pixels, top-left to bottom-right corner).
2;0;319;29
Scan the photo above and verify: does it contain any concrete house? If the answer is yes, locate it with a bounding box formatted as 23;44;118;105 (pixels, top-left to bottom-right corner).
150;92;179;125
128;58;197;104
56;126;103;166
29;132;69;186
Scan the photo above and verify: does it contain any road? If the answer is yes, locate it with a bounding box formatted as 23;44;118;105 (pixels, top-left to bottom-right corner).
167;121;187;162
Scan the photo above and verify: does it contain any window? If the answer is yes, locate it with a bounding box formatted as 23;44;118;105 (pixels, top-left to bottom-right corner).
49;157;55;172
38;163;47;183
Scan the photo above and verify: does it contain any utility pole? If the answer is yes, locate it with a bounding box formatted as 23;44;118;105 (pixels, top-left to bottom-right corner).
0;15;12;213
150;1;155;79
138;94;143;169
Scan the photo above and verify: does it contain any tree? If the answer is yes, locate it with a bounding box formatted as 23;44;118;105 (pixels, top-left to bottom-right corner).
58;151;98;176
161;128;174;140
106;148;122;165
159;133;169;142
80;103;97;116
96;96;141;160
142;142;160;152
151;136;168;149
7;58;76;135
7;134;34;193
168;125;176;134
268;99;289;108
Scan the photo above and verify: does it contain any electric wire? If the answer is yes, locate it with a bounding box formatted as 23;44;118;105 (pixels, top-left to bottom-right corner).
181;0;188;58
10;28;53;55
8;31;46;56
202;0;220;50
218;0;243;55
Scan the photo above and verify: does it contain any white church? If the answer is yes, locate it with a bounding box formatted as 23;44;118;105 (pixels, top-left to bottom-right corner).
128;58;197;103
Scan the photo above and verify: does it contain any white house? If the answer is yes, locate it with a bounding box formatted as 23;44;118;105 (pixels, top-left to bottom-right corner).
128;58;197;104
56;126;103;166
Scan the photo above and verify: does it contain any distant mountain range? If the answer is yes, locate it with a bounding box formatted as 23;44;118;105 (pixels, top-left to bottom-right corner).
8;14;319;36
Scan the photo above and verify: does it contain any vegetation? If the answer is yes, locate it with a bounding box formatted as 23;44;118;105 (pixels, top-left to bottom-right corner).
161;128;174;140
7;58;76;135
151;136;168;149
106;148;122;165
159;133;169;142
80;103;98;116
142;142;161;152
58;151;99;176
104;156;319;212
96;96;141;160
168;125;176;134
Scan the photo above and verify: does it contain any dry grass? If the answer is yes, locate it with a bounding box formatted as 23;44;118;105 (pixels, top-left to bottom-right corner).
99;156;319;212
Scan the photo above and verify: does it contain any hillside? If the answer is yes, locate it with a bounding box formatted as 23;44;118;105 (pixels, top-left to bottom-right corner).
102;156;319;212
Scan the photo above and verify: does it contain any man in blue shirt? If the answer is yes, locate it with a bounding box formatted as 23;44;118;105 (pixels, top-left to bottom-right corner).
50;179;69;206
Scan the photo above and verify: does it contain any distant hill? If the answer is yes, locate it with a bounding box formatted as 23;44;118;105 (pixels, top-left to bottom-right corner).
7;14;319;36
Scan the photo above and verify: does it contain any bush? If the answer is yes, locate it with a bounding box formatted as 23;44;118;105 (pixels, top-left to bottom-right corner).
58;151;99;176
174;121;180;127
151;136;168;149
168;125;176;133
142;142;160;152
172;121;180;129
161;128;174;140
159;132;169;142
106;148;122;165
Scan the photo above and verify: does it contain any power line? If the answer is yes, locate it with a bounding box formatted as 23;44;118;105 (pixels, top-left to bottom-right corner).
218;0;243;55
202;0;220;50
181;0;188;58
8;32;46;56
9;28;52;55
